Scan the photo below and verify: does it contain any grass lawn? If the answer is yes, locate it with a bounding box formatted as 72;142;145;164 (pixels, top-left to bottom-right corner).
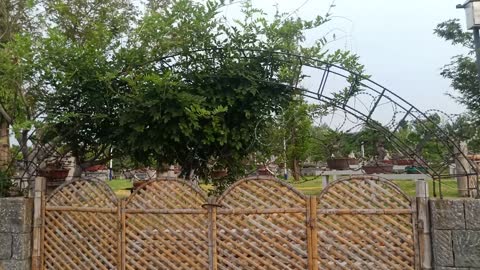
107;177;460;198
107;179;132;198
290;177;459;198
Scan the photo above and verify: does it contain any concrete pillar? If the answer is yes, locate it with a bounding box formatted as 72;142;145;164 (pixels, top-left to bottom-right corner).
416;179;432;269
455;141;476;197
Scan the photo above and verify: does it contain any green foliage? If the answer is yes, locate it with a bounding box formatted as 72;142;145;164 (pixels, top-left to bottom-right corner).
308;122;388;161
278;98;318;180
305;126;329;162
435;19;473;48
435;19;480;122
392;114;453;165
308;127;349;159
4;0;365;186
0;170;12;197
39;0;138;167
0;0;44;172
445;114;480;153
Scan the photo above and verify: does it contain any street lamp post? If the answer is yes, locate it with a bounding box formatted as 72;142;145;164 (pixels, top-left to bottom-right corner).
455;1;480;197
457;0;480;79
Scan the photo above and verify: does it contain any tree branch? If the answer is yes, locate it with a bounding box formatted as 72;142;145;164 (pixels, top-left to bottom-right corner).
0;103;13;124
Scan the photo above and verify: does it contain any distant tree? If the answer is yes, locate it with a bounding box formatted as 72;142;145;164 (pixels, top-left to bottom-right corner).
307;127;343;160
445;114;480;153
282;98;318;181
392;114;452;165
435;20;480;119
434;19;480;157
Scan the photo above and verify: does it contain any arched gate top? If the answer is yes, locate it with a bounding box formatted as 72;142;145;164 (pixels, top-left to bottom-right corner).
318;175;412;210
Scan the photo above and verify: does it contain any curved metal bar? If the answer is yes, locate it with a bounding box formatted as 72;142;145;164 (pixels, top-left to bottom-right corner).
135;48;479;196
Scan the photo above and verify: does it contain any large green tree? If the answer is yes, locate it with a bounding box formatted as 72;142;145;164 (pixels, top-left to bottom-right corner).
15;0;365;186
435;19;477;111
435;19;480;153
0;0;44;181
40;0;136;174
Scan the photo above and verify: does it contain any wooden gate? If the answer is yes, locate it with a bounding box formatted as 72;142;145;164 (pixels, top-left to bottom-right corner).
42;180;120;269
37;176;417;269
123;180;209;269
316;176;417;269
215;178;308;269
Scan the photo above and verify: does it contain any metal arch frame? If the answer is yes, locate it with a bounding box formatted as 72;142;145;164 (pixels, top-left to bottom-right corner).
140;48;479;198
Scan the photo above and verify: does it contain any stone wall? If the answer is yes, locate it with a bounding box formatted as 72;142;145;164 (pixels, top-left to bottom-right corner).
0;197;33;270
2;193;480;270
430;199;480;270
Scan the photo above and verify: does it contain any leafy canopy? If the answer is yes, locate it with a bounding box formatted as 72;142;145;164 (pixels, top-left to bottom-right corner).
435;19;480;151
23;0;365;183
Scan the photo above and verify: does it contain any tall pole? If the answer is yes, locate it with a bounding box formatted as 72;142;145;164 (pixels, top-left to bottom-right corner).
361;142;365;158
473;27;480;80
109;147;113;180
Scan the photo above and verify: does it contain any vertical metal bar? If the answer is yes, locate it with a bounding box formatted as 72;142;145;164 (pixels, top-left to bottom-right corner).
317;67;330;97
366;88;386;121
392;107;413;134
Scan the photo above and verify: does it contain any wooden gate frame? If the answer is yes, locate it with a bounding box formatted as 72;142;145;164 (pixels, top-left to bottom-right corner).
32;175;420;270
315;176;419;269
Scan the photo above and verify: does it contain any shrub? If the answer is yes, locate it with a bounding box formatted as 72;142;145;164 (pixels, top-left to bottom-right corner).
0;170;13;197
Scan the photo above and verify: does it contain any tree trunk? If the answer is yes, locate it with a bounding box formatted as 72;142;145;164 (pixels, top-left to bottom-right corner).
19;129;29;165
292;158;300;182
71;160;83;179
156;162;169;179
0;118;9;169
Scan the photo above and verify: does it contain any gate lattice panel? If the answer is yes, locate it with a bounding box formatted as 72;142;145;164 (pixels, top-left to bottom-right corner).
124;180;209;270
40;176;418;270
43;179;119;270
215;178;308;270
317;176;416;269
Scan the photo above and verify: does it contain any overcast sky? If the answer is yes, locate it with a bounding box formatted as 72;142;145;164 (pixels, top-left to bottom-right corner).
223;0;470;115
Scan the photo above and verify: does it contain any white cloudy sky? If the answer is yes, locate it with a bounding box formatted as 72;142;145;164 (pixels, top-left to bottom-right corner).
222;0;470;115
